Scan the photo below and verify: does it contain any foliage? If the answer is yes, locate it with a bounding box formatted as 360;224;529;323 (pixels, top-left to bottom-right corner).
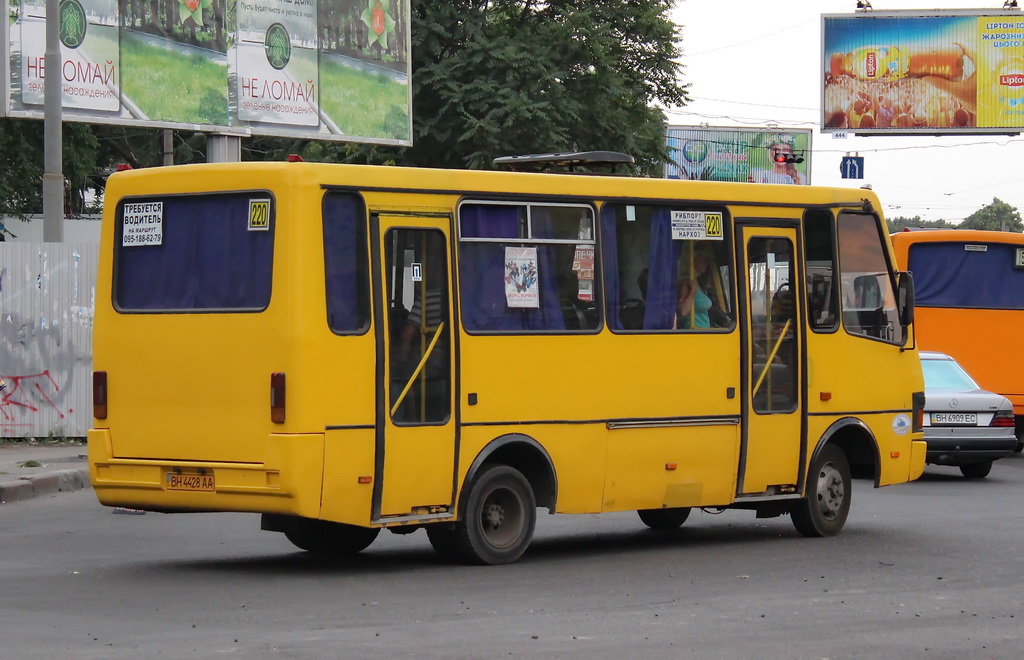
0;120;103;218
885;215;957;233
339;0;688;175
958;198;1024;233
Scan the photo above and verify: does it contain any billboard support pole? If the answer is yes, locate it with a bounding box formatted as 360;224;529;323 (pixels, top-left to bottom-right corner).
208;135;241;163
43;0;63;242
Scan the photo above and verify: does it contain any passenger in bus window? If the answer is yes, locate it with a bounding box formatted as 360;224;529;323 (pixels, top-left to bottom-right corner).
675;246;714;329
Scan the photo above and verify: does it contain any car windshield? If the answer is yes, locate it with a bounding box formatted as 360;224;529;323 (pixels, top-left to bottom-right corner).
922;358;978;390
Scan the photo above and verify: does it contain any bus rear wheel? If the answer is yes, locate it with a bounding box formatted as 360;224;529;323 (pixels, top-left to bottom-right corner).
791;444;851;537
284;519;380;556
638;507;691;530
455;465;536;565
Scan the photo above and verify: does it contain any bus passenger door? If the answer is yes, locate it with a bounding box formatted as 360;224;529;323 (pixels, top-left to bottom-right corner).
737;226;804;495
372;216;456;520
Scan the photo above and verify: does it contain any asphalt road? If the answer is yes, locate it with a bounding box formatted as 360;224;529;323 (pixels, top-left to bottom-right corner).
1;456;1022;659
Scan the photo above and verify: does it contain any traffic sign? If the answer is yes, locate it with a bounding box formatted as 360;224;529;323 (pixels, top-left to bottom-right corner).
840;156;864;179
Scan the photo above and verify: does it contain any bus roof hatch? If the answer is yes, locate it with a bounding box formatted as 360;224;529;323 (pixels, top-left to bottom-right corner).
492;151;635;174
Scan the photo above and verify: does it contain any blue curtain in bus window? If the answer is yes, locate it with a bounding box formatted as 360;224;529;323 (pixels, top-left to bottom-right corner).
643;208;681;329
600;206;622;330
910;242;1024;309
115;194;274;311
459;205;565;331
526;208;568;331
323;193;368;333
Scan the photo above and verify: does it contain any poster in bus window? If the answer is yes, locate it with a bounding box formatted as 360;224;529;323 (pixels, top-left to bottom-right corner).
572;245;595;302
504;246;539;308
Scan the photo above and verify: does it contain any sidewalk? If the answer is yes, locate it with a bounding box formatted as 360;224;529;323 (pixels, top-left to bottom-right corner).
0;442;91;504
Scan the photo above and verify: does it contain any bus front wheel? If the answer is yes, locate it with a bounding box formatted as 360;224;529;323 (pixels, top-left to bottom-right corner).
638;507;691;530
455;464;536;565
791;445;851;537
284;519;380;556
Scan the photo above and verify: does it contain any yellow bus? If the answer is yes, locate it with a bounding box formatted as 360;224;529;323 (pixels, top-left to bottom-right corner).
88;154;926;565
891;228;1024;450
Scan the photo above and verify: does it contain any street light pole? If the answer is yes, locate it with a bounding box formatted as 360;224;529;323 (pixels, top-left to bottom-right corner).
43;0;64;242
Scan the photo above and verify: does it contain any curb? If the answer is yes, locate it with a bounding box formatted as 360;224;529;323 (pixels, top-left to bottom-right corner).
0;468;91;504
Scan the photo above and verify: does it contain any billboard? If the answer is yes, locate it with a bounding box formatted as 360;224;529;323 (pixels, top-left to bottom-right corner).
823;9;1024;135
3;0;411;145
666;126;812;185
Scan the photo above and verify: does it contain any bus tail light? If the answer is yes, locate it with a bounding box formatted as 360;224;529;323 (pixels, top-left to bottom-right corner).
93;371;108;420
991;410;1015;427
912;391;925;433
270;372;286;423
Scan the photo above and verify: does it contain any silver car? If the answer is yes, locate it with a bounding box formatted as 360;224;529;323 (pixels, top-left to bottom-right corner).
921;351;1017;478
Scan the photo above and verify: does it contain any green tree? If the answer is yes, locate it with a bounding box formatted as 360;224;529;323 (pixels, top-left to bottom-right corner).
326;0;688;174
885;215;956;233
958;197;1024;232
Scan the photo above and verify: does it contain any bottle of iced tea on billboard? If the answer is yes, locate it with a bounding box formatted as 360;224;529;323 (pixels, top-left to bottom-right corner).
829;46;967;81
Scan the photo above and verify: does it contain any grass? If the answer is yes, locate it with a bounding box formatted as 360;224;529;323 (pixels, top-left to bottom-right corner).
121;32;229;125
318;58;409;140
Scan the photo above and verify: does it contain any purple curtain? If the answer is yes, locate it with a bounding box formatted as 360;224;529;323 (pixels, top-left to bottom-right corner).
323;193;369;333
600;206;622;330
459;205;565;331
115;194;274;311
910;242;1024;309
643;208;681;329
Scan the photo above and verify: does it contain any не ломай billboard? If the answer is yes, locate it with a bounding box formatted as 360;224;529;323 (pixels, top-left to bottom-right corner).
4;0;411;145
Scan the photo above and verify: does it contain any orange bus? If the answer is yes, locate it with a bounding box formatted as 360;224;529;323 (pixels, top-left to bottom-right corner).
890;228;1024;450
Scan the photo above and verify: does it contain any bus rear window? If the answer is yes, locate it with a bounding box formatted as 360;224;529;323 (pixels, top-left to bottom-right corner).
114;193;274;312
909;242;1024;310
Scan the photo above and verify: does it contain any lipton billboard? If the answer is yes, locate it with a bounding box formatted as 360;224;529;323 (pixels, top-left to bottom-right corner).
3;0;412;145
823;9;1024;134
666;126;812;185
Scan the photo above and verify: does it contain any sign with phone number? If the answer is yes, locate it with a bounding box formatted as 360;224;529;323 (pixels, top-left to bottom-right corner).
122;201;163;247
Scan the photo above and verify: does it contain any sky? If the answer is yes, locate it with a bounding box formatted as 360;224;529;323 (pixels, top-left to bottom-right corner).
669;0;1024;224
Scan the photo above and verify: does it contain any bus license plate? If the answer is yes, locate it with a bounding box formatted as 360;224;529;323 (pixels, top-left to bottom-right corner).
165;472;215;492
931;412;977;425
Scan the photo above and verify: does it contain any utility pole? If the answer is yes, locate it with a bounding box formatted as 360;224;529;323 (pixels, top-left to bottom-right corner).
43;0;64;242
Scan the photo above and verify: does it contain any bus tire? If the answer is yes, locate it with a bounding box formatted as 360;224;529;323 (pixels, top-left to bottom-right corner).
455;464;536;565
959;461;992;479
638;507;691;530
791;444;851;538
284;519;380;555
425;525;461;562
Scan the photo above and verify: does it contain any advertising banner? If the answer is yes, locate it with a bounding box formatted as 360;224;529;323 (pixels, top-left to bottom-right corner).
4;0;411;145
823;10;1024;134
666;126;812;185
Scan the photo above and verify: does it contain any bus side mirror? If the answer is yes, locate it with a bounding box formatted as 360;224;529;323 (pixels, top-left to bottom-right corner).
897;271;915;327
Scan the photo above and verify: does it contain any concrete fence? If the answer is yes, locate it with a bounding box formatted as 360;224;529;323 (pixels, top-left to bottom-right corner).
1;242;98;439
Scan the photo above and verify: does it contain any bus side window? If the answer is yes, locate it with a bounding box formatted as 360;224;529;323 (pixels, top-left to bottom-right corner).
601;203;733;332
803;209;838;331
458;202;599;334
836;212;904;345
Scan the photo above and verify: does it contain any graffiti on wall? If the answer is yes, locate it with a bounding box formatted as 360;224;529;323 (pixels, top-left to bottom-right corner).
0;370;75;435
0;243;97;438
